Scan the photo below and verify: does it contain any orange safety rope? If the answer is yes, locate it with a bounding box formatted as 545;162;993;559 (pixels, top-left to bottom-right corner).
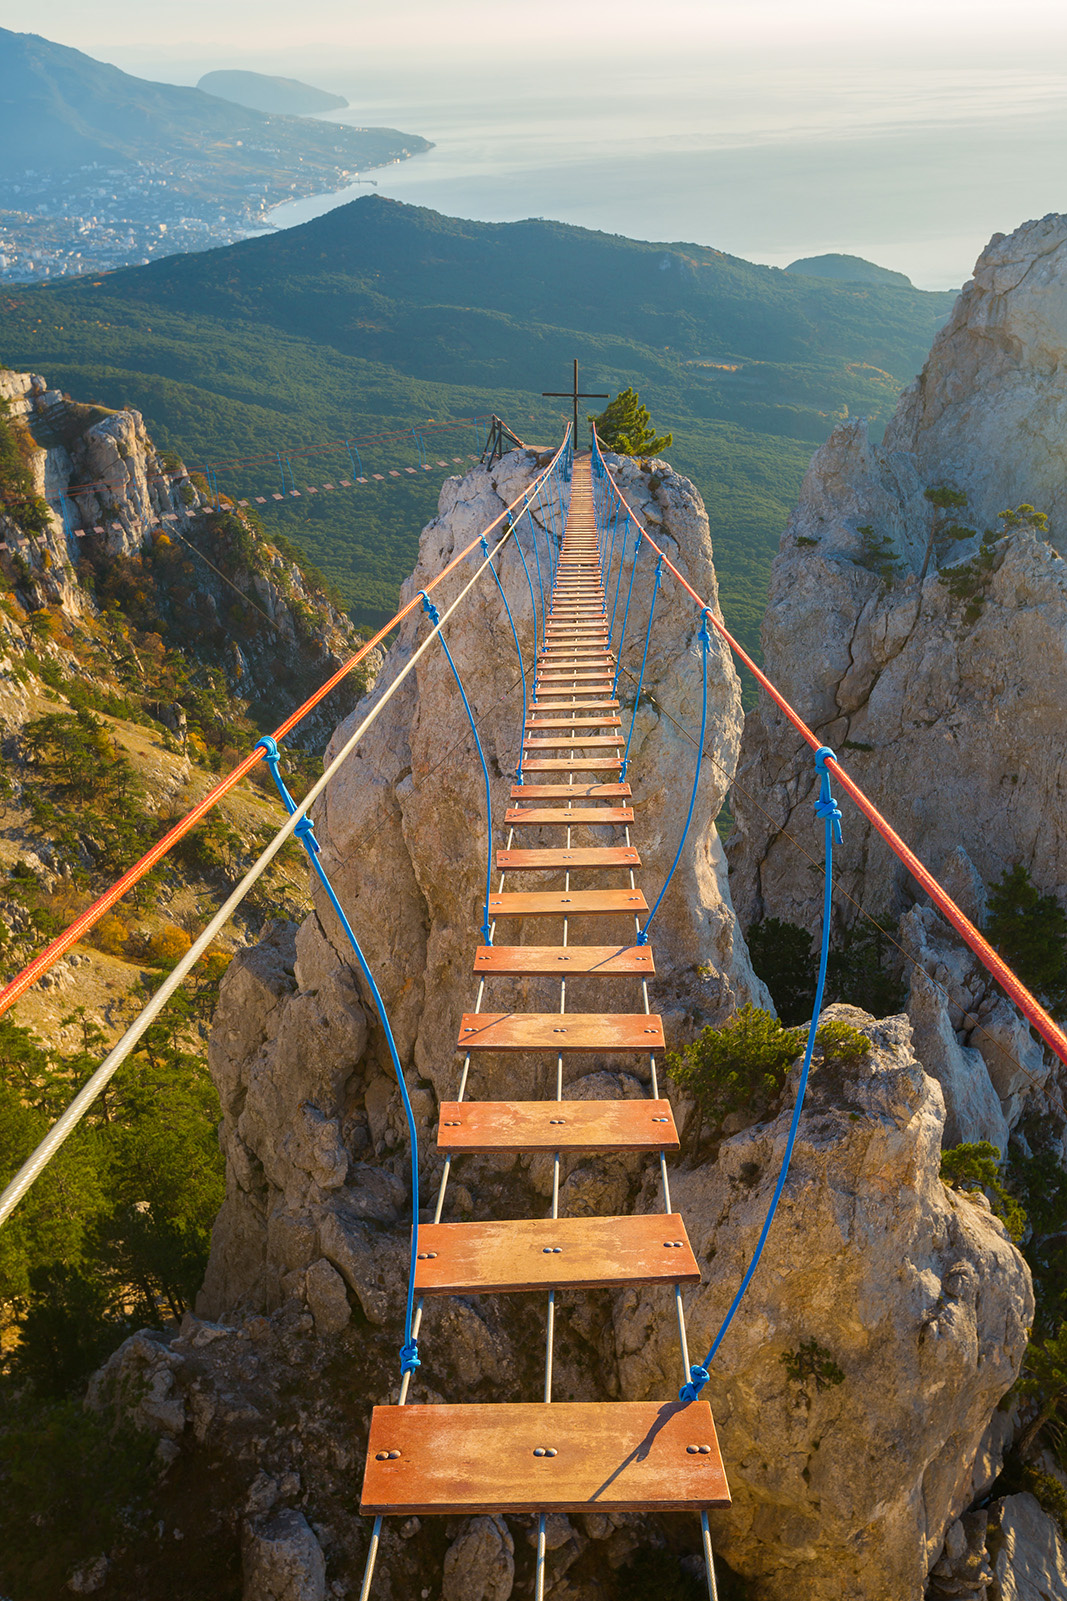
0;432;562;1019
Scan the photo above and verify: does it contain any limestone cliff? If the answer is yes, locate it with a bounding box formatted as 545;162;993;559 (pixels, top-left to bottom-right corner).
200;446;763;1320
173;453;1031;1601
726;215;1067;1153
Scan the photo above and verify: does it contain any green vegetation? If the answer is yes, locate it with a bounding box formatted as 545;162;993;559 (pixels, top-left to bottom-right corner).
0;1003;224;1396
0;1392;157;1598
0;196;954;651
940;1142;1027;1242
746;913;907;1026
855;523;901;584
0;394;51;535
937;504;1045;624
986;863;1067;1019
781;1338;845;1395
667;1003;869;1133
591;386;672;456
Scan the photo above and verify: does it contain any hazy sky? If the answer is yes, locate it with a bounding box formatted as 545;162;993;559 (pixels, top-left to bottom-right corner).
4;0;1067;285
5;0;1067;78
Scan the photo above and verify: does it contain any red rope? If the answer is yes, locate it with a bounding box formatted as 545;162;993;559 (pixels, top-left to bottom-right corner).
0;434;559;1019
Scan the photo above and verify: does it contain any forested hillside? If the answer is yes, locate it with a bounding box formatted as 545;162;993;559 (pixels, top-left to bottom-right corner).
0;198;956;653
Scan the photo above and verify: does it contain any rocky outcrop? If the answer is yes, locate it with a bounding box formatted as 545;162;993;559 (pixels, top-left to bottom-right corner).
726;215;1067;1149
0;369;367;751
617;1006;1032;1601
987;1492;1067;1599
200;447;762;1320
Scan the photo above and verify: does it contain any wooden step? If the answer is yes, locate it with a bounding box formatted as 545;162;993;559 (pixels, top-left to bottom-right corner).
505;806;634;824
531;699;620;712
522;759;624;773
510;782;631;798
361;1400;729;1515
488;889;647;917
496;846;639;868
526;717;621;729
524;736;623;749
412;1212;698;1295
457;1012;665;1052
436;1097;678;1152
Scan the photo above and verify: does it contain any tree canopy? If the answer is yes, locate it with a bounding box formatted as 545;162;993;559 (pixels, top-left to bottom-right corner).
590;387;673;457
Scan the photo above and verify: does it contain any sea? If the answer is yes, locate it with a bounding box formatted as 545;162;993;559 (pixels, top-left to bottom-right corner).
258;52;1067;292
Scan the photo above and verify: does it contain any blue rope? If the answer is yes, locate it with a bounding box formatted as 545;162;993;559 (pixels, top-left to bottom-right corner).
481;535;527;785
255;736;422;1381
604;502;620;594
619;556;662;774
507;513;539;674
418;592;493;944
679;745;842;1405
612;529;644;689
637;612;710;944
522;497;546;635
609;513;630;639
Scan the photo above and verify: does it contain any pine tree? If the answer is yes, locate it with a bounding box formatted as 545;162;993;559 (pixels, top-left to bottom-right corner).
589;388;672;457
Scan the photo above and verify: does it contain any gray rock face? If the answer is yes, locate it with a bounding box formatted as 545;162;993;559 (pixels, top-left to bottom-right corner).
987;1492;1067;1600
242;1508;326;1601
200;449;762;1322
442;1515;514;1601
615;1007;1032;1601
885;215;1067;547
727;214;1067;1147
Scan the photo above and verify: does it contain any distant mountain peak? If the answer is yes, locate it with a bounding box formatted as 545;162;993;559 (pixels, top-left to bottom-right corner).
196;70;348;117
785;253;913;288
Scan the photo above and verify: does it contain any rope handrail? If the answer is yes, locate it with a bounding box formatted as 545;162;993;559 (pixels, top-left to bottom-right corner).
0;430;570;1023
680;746;842;1403
0;433;572;1228
590;427;1067;1068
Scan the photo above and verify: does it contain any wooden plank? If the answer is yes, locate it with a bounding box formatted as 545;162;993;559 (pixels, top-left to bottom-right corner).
525;717;622;729
361;1400;729;1515
531;700;620;712
436;1097;678;1152
496;846;639;868
457;1012;665;1052
522;759;624;772
524;736;624;748
411;1213;698;1295
510;782;631;798
488;889;647;916
505;806;634;824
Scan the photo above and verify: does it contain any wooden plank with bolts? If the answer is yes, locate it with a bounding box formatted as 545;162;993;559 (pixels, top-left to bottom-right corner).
456;1012;665;1052
436;1097;678;1152
360;1400;729;1515
411;1212;699;1295
487;889;647;916
504;806;635;824
496;846;639;868
509;783;631;798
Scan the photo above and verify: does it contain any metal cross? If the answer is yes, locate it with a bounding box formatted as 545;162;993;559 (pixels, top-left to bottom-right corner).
542;358;608;448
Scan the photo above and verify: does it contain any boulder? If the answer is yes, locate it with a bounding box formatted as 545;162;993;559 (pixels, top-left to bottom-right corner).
614;1007;1032;1601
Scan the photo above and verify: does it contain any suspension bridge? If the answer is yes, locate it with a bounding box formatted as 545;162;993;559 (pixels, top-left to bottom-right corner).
1;416;1066;1601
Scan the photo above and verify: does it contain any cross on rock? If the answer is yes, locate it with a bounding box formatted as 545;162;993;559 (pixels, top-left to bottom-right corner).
542;359;608;448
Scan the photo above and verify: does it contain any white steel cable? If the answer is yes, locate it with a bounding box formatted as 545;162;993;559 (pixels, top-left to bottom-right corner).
0;526;521;1229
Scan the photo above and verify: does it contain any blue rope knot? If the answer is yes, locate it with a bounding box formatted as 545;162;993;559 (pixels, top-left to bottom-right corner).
293;813;320;855
479;534;489;558
813;745;843;844
679;1364;709;1405
653;556;663;592
418;590;441;627
400;1341;421;1375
